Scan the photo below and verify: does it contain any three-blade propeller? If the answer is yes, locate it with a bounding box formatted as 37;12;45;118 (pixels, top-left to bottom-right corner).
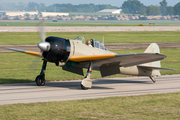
31;21;48;73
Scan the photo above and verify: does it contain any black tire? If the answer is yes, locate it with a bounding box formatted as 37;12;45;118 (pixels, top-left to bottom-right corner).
80;84;89;90
35;75;45;86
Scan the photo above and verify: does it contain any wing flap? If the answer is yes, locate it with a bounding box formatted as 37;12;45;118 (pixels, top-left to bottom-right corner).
5;47;43;57
62;66;84;76
100;62;120;77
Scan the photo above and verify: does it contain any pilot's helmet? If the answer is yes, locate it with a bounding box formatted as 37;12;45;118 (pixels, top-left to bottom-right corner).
86;40;91;44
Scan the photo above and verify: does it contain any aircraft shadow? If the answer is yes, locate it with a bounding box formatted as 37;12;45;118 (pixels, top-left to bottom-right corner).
93;78;151;84
0;77;152;90
0;78;32;85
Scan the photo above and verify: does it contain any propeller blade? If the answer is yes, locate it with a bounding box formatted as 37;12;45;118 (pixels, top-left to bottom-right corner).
30;21;48;74
30;56;41;74
37;20;46;42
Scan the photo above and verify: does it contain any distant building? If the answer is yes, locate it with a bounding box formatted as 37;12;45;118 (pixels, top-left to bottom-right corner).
41;12;69;17
97;9;122;14
0;11;69;17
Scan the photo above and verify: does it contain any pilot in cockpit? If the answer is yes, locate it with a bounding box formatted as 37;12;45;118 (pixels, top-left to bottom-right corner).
86;40;92;47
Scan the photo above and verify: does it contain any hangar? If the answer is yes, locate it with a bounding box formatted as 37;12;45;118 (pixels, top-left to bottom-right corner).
97;9;122;14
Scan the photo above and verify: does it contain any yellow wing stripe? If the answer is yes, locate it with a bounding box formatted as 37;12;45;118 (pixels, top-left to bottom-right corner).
25;51;43;57
69;54;116;62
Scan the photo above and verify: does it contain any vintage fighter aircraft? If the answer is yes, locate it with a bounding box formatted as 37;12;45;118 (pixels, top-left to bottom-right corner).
6;26;173;90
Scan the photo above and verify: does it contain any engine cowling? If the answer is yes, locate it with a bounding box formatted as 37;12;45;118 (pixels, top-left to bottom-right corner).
40;36;71;65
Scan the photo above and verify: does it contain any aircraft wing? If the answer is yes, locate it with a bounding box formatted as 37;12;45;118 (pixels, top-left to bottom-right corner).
6;47;166;68
62;53;167;76
5;48;43;57
69;53;166;68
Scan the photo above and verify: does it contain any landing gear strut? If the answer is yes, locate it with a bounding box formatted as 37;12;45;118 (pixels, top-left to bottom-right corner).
35;59;47;86
81;61;93;90
149;76;156;83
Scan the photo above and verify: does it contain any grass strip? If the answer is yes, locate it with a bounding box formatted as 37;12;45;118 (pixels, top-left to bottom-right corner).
0;92;180;119
1;20;180;26
0;31;180;45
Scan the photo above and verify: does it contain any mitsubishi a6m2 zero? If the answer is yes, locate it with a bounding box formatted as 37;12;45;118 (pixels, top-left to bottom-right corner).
6;32;173;90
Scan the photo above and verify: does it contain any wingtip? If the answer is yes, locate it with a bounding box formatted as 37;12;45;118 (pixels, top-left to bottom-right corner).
5;47;11;50
5;47;43;57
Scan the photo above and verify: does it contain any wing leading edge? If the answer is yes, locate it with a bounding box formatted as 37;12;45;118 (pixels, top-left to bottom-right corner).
69;54;116;62
5;48;42;57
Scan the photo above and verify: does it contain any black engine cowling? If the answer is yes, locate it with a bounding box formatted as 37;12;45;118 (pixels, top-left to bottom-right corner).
42;36;71;64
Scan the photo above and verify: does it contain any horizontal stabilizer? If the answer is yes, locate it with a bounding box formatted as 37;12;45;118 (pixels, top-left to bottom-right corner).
138;65;175;71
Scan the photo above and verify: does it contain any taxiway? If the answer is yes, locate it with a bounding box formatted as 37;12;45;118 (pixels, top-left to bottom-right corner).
0;74;179;105
0;26;180;32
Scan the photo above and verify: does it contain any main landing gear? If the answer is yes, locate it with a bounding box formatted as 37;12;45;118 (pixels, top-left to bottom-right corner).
35;59;47;86
81;61;93;90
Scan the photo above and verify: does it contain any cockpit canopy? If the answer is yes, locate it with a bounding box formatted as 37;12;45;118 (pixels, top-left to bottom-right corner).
73;36;107;51
92;39;107;50
73;36;85;44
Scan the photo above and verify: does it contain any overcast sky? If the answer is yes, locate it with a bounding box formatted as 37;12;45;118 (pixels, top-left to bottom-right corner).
0;0;179;7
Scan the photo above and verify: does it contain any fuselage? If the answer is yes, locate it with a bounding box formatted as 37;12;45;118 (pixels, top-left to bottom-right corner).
69;39;156;77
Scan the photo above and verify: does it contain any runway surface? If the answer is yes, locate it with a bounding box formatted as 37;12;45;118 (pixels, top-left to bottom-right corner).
0;26;180;32
0;74;179;105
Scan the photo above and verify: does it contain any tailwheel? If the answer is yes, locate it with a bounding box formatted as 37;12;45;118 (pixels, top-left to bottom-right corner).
81;84;89;90
35;75;45;86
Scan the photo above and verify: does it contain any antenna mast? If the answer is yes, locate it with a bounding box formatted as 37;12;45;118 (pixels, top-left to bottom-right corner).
103;36;104;44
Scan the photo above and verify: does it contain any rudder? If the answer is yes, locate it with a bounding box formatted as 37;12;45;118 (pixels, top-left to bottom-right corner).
144;43;161;68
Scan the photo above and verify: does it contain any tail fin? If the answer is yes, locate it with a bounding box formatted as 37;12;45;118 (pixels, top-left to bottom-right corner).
144;43;161;68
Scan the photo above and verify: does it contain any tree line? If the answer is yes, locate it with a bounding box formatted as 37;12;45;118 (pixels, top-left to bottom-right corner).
0;3;119;13
0;0;180;16
122;0;180;16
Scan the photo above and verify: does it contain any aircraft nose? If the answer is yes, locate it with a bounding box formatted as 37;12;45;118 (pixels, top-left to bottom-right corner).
38;42;51;52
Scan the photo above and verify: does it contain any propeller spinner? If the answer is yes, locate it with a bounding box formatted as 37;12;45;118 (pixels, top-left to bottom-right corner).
38;42;50;52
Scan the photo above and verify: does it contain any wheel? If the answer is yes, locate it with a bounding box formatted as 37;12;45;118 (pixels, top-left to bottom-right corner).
35;75;45;86
80;84;89;90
